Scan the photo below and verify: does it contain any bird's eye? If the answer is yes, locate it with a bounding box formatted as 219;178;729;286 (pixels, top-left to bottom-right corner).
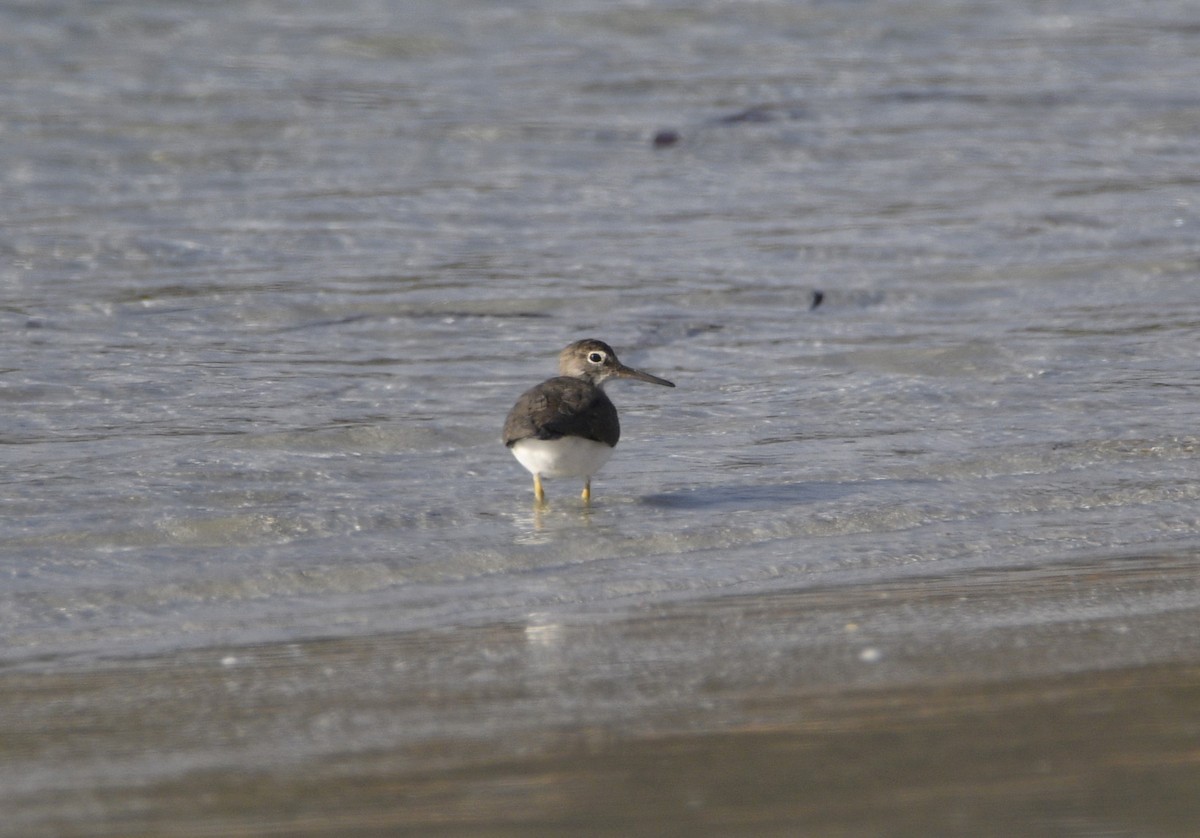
587;352;605;364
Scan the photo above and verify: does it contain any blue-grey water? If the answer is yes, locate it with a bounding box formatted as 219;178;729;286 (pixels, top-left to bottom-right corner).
4;1;1200;834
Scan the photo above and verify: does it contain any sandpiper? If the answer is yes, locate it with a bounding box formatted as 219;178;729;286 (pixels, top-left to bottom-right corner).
503;339;675;504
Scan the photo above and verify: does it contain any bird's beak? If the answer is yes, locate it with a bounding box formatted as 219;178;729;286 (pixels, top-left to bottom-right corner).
614;364;675;387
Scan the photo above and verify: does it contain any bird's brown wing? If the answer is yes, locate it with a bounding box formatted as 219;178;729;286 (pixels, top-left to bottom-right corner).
503;377;619;447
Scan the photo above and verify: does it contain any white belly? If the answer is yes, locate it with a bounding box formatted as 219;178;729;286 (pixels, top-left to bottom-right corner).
509;436;614;479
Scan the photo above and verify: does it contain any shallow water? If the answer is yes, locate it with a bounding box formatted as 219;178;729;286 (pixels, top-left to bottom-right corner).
3;0;1200;833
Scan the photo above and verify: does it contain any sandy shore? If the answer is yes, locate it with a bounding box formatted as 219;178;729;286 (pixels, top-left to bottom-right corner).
4;550;1199;836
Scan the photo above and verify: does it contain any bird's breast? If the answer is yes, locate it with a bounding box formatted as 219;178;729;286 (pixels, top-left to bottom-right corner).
508;436;615;478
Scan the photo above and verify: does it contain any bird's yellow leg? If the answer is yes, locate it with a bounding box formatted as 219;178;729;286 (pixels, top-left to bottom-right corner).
581;478;591;505
533;473;546;505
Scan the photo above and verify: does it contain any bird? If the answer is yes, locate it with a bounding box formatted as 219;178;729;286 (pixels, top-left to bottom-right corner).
503;339;675;505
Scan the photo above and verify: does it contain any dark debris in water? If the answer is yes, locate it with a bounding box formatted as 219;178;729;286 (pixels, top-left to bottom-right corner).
652;129;680;148
651;102;809;148
712;103;808;124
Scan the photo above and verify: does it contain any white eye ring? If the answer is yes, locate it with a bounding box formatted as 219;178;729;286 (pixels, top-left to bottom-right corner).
587;351;606;364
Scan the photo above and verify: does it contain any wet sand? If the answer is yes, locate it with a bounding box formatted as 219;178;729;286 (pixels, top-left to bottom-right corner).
4;551;1199;836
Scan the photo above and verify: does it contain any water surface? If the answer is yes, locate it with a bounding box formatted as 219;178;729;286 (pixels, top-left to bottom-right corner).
3;0;1200;833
